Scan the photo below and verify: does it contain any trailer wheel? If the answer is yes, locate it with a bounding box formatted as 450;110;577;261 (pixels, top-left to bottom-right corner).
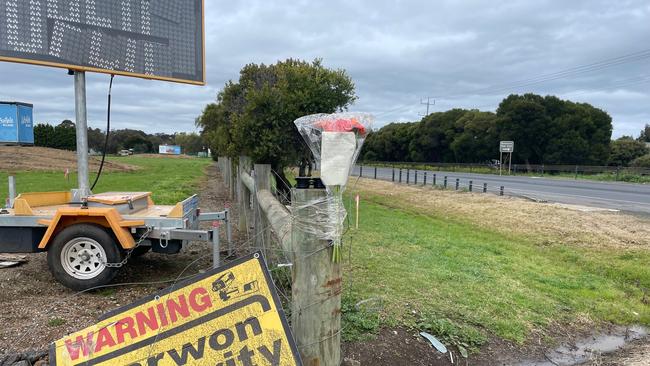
47;224;122;291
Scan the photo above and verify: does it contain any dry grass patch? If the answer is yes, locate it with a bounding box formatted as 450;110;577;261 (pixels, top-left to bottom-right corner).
0;146;138;172
351;178;650;250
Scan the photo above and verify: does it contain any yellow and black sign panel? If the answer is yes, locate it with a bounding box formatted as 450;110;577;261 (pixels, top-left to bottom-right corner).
49;253;302;366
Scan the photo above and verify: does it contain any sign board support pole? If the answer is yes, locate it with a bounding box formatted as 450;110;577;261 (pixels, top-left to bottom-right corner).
74;71;90;197
499;151;503;176
508;152;512;174
292;188;342;366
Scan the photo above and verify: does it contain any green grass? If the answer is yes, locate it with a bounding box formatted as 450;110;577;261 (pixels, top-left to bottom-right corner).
0;156;212;205
342;191;650;344
48;317;66;327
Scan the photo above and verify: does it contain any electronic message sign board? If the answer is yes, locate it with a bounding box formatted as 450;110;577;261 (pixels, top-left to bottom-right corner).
0;0;205;85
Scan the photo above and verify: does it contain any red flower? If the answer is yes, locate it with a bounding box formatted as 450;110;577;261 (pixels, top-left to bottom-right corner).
315;118;367;136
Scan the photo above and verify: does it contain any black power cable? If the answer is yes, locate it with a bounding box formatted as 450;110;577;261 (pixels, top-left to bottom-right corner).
90;74;114;191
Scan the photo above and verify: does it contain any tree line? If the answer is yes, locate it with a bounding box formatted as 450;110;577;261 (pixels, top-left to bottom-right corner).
33;121;206;155
362;94;650;167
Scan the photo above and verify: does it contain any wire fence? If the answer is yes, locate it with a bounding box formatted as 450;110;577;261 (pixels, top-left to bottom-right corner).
353;165;509;197
359;161;650;181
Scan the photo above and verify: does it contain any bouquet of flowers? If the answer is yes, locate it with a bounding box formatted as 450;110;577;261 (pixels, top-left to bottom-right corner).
294;113;374;262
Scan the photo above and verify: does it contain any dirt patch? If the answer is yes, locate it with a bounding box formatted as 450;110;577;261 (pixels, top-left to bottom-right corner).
585;340;650;365
342;327;551;366
0;163;243;356
0;146;137;172
343;326;650;366
351;178;650;250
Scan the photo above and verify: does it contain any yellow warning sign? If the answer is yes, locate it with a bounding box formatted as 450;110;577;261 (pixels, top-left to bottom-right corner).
49;252;302;366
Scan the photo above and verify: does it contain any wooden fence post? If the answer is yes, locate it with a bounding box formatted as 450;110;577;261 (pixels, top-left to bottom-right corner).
238;156;253;233
229;158;237;199
253;164;272;261
291;188;341;366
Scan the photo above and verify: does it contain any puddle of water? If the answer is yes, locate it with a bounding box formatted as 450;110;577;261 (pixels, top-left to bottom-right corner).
517;325;648;366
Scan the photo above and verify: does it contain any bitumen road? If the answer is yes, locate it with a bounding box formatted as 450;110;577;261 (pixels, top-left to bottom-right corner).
352;165;650;215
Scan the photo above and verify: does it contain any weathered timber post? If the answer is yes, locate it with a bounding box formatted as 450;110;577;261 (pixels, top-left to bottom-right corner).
253;164;273;261
224;157;231;187
238;156;253;233
229;158;237;200
292;188;342;366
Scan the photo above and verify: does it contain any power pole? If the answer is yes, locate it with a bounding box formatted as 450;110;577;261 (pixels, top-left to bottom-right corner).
420;97;435;117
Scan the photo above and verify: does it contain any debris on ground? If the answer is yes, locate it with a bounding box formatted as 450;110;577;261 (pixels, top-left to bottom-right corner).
0;350;47;366
420;332;448;353
0;255;27;269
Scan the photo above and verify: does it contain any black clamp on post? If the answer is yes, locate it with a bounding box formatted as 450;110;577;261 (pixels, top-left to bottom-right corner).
295;177;326;190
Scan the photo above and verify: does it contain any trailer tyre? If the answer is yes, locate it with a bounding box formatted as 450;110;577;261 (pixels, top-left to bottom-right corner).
47;224;122;291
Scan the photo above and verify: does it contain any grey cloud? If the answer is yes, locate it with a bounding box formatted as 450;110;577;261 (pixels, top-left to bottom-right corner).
0;0;648;138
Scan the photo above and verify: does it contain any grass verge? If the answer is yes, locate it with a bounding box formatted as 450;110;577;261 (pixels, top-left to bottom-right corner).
341;185;650;346
0;156;212;205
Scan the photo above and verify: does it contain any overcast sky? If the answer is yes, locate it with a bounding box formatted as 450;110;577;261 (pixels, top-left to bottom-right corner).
1;0;649;138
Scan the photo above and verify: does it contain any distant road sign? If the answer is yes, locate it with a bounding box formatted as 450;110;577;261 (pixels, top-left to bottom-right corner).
0;0;205;85
50;252;302;366
500;141;514;153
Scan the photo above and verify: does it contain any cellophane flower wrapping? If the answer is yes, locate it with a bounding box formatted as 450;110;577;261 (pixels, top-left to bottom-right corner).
293;112;374;262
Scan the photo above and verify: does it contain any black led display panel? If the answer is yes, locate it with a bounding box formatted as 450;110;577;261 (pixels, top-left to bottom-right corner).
0;0;205;85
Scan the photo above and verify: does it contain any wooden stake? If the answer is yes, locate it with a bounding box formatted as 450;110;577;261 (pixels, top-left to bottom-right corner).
355;194;360;229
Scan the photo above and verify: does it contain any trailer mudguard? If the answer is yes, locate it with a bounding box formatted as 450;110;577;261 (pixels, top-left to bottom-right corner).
36;207;145;250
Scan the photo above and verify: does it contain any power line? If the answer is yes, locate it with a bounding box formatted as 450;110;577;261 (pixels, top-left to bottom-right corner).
434;48;650;101
375;48;650;121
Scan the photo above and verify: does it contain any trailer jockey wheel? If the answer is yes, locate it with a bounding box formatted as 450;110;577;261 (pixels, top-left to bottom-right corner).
47;224;122;291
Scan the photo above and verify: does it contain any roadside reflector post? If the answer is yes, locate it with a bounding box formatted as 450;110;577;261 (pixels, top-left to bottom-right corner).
500;186;505;196
455;178;459;190
7;175;16;208
211;222;221;269
444;176;448;188
292;188;342;366
483;183;487;193
469;180;473;192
